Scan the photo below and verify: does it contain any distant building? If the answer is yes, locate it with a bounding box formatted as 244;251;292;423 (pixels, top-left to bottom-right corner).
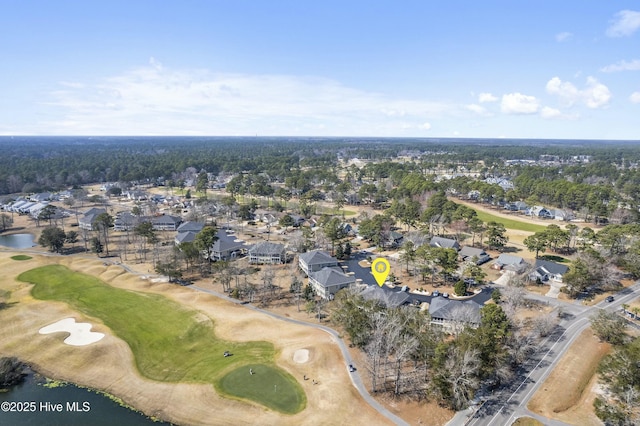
429;298;482;330
493;254;528;273
248;242;286;264
529;259;569;283
298;250;338;276
151;215;182;231
459;246;491;265
430;236;461;250
308;267;356;300
78;208;107;231
210;230;246;261
360;285;411;308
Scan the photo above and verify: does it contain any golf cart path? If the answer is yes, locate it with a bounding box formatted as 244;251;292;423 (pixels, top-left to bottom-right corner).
190;285;409;426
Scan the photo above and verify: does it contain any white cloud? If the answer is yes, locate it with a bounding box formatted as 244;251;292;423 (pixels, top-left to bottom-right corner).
545;76;611;109
500;93;539;114
478;92;498;103
584;77;612;108
540;106;562;119
555;32;573;42
601;59;640;72
421;122;432;130
41;62;455;136
606;10;640;37
465;104;493;117
631;92;640;103
540;106;578;120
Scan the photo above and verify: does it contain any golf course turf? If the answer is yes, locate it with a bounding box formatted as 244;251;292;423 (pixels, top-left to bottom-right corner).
10;255;32;261
18;264;306;414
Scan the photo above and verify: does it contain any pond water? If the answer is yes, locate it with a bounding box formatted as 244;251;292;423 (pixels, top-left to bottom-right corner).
0;233;36;249
0;374;172;425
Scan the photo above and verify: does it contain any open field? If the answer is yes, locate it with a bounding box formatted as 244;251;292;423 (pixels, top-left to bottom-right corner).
469;208;548;233
19;264;305;413
0;251;389;425
528;328;610;425
512;418;544;426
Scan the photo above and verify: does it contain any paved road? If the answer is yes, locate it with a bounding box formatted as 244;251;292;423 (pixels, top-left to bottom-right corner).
450;282;640;426
190;285;410;426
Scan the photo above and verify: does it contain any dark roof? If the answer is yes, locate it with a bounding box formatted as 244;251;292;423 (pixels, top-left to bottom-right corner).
534;259;569;276
175;231;197;244
212;229;245;252
494;254;525;266
249;241;285;255
177;221;205;232
310;267;355;288
151;215;182;225
360;286;411;308
429;298;482;324
459;246;487;258
430;236;460;249
299;250;336;266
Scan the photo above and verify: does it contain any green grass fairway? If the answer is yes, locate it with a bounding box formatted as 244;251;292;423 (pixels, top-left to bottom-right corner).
218;364;306;414
11;255;32;261
472;209;548;233
18;265;305;413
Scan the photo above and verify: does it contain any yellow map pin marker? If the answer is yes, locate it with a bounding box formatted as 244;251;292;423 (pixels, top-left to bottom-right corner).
371;258;390;287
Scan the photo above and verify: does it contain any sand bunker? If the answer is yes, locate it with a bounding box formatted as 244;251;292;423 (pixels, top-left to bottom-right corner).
293;349;309;364
39;318;105;346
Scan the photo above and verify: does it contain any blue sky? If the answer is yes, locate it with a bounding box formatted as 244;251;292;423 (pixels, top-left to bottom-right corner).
1;1;639;139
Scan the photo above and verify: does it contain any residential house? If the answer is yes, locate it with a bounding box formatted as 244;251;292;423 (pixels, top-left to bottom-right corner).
248;242;286;264
360;285;411;308
151;215;182;231
290;214;306;227
386;231;404;248
175;231;198;245
125;190;148;201
260;213;278;224
113;212;139;231
492;254;528;273
177;221;205;233
552;209;575;222
529;259;569;283
78;208;107;231
309;267;356;300
8;199;28;212
459;246;491;265
504;201;528;212
429;236;461;251
30;192;53;202
27;202;49;218
527;206;554;219
299;250;339;276
429;298;482;330
210;230;246;261
16;201;35;214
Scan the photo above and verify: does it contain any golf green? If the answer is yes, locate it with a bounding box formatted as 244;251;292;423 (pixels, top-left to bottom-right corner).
218;364;306;414
18;264;306;413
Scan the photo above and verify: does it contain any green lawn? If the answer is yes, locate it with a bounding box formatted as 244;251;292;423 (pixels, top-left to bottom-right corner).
11;255;32;261
472;209;548;233
18;265;305;414
218;364;306;414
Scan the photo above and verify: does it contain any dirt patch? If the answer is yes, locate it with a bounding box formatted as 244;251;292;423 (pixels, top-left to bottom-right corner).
528;328;611;426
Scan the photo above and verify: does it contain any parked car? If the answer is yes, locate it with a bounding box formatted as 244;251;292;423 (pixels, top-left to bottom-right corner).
432;290;440;297
605;296;614;303
442;293;449;298
348;364;356;372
